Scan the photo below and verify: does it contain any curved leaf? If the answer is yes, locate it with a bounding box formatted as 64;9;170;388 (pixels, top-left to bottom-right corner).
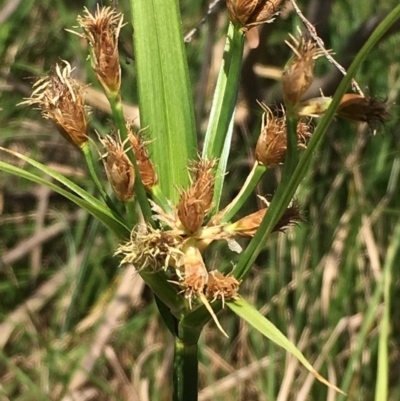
228;297;345;394
0;154;129;238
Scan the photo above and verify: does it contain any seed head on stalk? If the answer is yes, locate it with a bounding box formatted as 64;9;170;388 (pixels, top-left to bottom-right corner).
255;103;312;167
282;32;326;107
100;134;135;202
19;61;89;148
74;5;124;96
127;126;159;191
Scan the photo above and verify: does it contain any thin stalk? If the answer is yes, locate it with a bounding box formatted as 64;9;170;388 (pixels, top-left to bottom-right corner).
218;161;266;223
374;219;400;400
202;22;245;160
281;115;299;184
173;338;199;401
81;143;107;200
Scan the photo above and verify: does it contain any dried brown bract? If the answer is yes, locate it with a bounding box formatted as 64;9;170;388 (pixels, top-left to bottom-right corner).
336;94;389;125
20;61;88;148
76;6;124;94
226;0;286;31
128;128;158;191
282;33;326;106
177;159;216;233
100;134;135;202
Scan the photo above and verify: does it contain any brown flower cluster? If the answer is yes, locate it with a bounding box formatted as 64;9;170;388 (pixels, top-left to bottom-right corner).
127;125;158;191
226;0;286;31
100;134;135;202
76;6;124;95
116;157;302;312
282;33;326;107
20;61;89;148
281;32;389;125
255;104;312;167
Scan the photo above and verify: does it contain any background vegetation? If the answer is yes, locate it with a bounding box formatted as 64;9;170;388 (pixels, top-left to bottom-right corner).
1;0;400;400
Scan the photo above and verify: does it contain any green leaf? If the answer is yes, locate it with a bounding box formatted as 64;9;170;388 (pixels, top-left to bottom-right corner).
130;0;197;203
202;22;244;161
374;219;400;400
202;22;245;212
0;159;128;237
227;297;345;394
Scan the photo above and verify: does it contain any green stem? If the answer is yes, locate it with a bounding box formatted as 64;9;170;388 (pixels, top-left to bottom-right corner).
202;22;244;159
81;143;107;200
140;271;185;316
173;338;199;401
219;162;266;223
81;143;121;215
281;115;299;185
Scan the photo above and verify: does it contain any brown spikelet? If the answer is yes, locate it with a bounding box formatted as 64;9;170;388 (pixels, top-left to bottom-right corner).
226;0;286;31
100;134;135;202
255;104;312;167
336;94;389;125
206;270;241;307
177;159;216;233
282;33;326;106
19;61;88;148
76;6;124;95
228;202;301;237
128;129;158;191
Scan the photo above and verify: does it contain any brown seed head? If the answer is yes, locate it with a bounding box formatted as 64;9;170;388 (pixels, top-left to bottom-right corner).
255;106;287;167
20;61;88;148
100;134;135;202
128;128;158;191
115;225;183;272
177;159;216;233
336;94;389;125
206;270;241;306
229;202;301;237
255;105;311;167
282;33;325;106
226;0;286;31
77;6;124;94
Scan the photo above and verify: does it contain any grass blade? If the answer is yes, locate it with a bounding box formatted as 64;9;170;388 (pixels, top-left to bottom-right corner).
228;297;345;394
130;0;197;203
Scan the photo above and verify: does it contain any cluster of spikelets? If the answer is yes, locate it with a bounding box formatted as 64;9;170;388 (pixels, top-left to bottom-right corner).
20;2;389;331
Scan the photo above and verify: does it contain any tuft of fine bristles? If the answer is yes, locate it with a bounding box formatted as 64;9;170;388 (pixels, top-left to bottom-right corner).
19;61;89;148
100;134;135;202
75;6;124;95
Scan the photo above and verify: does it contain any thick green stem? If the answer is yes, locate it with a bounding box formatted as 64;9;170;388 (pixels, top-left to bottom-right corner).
173;338;199;401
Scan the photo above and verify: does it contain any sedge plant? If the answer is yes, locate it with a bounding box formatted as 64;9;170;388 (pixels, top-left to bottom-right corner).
1;1;400;400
